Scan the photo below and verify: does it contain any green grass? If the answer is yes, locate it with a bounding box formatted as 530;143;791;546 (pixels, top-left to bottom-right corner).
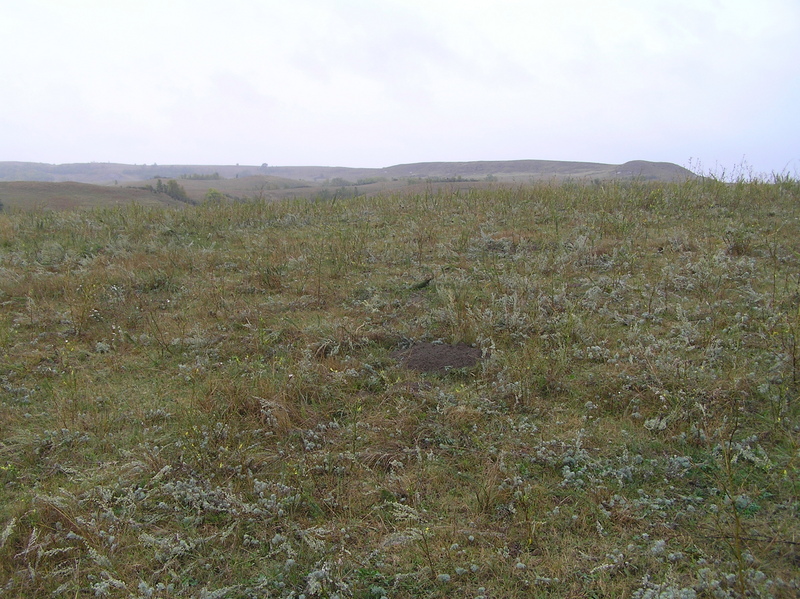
1;177;799;597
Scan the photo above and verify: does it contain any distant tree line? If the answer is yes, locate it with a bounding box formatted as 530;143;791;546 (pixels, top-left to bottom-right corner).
406;175;480;184
150;172;220;181
180;172;221;180
325;176;388;187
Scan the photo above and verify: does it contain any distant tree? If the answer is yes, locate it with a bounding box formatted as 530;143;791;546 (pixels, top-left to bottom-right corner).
150;179;194;204
165;179;191;203
204;188;226;203
0;198;4;212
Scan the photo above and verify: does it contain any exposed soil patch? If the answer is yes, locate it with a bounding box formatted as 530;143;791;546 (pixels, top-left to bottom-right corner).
393;342;483;374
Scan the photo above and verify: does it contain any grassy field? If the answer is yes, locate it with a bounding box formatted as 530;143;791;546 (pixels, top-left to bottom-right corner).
0;177;798;597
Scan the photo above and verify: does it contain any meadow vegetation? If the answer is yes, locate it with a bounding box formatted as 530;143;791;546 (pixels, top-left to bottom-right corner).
0;176;799;597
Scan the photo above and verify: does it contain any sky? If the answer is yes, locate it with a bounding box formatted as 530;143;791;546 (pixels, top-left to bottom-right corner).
1;0;798;176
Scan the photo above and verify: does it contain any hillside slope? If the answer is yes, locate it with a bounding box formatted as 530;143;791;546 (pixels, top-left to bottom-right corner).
0;181;183;210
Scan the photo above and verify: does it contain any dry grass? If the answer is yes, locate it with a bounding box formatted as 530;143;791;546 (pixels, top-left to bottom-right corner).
1;176;799;597
0;181;184;211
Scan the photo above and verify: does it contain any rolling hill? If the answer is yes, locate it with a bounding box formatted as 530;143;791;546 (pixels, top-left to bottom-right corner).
0;159;697;210
0;159;695;185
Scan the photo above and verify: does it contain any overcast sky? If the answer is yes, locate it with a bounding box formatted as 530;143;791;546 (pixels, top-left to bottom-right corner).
2;0;798;176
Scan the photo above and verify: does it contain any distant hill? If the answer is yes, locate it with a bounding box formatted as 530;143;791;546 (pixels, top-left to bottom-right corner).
0;159;698;210
266;159;696;182
0;159;696;185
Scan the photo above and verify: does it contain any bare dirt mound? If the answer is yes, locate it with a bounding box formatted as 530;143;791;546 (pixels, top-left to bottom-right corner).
393;342;483;374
